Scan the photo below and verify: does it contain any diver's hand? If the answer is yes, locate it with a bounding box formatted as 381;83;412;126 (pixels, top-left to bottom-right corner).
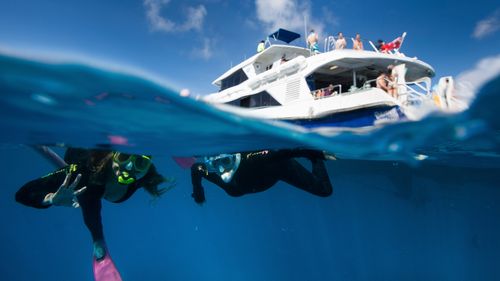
44;173;87;208
192;185;205;205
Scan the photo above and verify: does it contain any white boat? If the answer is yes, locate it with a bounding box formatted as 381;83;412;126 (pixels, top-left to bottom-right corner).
203;29;457;129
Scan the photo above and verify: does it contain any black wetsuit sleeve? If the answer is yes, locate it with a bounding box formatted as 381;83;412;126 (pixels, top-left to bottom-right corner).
15;167;69;209
16;164;106;242
191;164;206;204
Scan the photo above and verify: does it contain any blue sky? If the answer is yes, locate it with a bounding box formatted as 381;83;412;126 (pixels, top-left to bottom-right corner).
0;0;499;95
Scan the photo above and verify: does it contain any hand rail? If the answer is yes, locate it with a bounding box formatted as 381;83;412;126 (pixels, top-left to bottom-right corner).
406;81;429;94
324;36;336;52
368;41;379;53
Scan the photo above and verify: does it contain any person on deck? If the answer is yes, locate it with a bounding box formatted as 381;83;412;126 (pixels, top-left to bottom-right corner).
377;39;386;52
190;149;334;204
376;71;391;94
307;29;319;54
353;33;364;50
15;148;173;261
257;40;265;53
387;64;398;98
280;54;289;64
335;32;347;50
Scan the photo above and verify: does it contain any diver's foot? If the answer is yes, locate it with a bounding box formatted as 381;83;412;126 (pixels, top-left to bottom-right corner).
93;242;107;261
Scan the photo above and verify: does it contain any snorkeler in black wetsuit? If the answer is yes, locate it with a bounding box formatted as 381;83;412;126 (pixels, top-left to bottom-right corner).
15;148;170;260
191;149;333;204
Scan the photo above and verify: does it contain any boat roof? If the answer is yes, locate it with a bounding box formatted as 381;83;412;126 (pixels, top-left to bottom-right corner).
305;50;435;80
212;46;435;87
268;28;301;44
212;45;309;86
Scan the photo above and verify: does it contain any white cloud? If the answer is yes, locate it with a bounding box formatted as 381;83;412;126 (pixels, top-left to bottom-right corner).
182;5;207;31
144;0;207;33
199;38;214;60
255;0;327;40
191;38;215;60
455;54;500;103
472;9;500;39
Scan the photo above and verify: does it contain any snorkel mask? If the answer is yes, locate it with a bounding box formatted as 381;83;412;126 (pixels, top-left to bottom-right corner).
112;152;152;185
204;153;241;183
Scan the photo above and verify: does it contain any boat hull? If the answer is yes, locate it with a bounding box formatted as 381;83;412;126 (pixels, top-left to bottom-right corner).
283;106;405;129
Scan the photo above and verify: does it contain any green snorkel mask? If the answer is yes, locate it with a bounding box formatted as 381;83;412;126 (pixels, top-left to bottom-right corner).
112;153;152;185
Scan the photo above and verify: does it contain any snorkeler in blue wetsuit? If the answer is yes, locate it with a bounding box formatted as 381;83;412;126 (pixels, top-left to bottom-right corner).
15;148;171;260
190;149;333;204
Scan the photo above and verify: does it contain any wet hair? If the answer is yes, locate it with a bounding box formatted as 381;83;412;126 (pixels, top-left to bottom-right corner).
64;148;110;185
136;164;175;198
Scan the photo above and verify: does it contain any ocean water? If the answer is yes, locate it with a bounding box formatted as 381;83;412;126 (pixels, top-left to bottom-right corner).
0;53;499;281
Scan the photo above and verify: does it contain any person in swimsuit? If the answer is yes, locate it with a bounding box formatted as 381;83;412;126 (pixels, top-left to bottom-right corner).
15;148;173;260
353;33;364;50
335;32;347;50
307;29;319;54
376;71;391;93
190;149;333;204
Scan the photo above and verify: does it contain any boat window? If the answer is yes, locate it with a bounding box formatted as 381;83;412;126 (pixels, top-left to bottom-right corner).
220;69;248;91
307;67;380;95
306;74;316;91
225;91;280;108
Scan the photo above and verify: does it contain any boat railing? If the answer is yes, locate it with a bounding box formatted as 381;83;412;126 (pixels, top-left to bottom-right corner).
363;78;377;89
322;33;406;57
324;36;336;52
356;77;432;105
395;79;433;106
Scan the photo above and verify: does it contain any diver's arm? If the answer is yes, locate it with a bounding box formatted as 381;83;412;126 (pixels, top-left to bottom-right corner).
16;167;74;209
191;164;206;204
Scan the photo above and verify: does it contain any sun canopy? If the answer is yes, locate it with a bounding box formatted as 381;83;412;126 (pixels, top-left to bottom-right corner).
268;28;301;44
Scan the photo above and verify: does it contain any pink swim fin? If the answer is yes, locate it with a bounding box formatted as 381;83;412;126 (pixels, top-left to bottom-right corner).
172;157;196;169
93;252;123;281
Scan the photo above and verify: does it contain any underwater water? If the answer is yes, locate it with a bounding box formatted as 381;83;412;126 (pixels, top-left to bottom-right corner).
0;53;499;281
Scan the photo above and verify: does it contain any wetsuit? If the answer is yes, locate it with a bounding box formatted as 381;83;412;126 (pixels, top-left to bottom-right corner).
15;149;141;246
191;149;333;203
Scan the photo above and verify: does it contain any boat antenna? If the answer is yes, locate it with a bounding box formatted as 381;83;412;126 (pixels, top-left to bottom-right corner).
304;14;308;48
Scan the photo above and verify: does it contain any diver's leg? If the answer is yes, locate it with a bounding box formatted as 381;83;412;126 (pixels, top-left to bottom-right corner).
279;159;333;197
311;158;333;195
77;189;107;260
